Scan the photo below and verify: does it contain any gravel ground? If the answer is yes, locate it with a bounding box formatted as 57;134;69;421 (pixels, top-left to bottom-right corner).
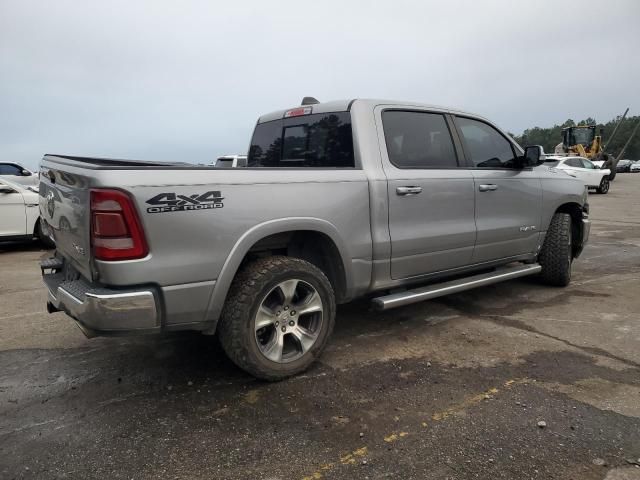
1;174;639;480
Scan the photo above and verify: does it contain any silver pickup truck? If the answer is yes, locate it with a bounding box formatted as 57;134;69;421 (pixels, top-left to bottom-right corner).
39;98;590;379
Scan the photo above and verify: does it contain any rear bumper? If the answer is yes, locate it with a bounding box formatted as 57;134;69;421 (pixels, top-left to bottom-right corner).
42;265;160;337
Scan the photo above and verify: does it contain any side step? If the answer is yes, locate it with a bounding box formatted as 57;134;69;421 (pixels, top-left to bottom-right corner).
372;263;542;311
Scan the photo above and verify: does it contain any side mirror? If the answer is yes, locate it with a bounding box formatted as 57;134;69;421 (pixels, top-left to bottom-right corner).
521;145;545;167
0;185;15;194
21;169;32;176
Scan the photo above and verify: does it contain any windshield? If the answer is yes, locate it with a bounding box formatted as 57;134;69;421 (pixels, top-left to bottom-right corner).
571;128;594;146
215;159;234;167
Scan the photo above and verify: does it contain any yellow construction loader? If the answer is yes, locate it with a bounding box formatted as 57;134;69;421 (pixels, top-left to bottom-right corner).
554;125;603;159
554;108;639;181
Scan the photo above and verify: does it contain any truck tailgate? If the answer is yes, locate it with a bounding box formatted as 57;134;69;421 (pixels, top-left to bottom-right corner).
39;161;93;281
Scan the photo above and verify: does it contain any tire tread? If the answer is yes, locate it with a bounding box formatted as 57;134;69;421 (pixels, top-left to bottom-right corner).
538;212;572;287
217;256;335;381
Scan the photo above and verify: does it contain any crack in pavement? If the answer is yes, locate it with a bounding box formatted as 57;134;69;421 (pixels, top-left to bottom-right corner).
479;314;640;370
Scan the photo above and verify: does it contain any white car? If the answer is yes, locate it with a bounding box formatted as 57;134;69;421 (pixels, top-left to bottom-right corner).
545;156;611;194
211;155;248;168
0;177;53;246
630;161;640;173
0;162;39;188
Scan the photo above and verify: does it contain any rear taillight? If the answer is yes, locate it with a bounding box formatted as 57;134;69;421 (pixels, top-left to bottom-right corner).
90;189;148;261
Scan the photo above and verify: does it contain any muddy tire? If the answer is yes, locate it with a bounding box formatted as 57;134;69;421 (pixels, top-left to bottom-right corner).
597;176;610;194
217;256;335;381
538;213;572;287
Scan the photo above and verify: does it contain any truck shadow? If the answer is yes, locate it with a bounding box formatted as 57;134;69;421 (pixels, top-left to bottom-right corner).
0;240;53;254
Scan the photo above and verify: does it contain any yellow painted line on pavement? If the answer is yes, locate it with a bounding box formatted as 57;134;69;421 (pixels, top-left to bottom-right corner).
383;431;408;443
432;386;498;421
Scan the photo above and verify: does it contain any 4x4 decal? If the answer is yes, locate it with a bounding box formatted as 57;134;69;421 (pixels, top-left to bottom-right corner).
146;191;224;213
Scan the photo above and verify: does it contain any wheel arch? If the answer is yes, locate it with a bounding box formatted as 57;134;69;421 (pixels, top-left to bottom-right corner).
553;202;584;258
204;218;353;328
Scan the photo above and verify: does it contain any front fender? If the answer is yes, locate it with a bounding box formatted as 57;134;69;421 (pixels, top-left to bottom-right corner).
203;217;353;326
540;175;586;231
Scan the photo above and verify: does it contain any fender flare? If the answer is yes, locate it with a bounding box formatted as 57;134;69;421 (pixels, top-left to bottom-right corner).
204;217;353;326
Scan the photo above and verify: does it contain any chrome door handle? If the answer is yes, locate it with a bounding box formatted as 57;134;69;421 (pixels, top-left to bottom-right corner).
478;184;498;192
396;186;423;196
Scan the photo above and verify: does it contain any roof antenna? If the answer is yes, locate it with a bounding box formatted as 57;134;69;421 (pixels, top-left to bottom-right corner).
301;97;320;106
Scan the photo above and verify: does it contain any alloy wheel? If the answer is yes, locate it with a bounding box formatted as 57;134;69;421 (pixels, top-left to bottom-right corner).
254;279;324;363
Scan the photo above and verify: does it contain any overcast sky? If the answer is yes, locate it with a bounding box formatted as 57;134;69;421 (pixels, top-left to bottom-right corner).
1;0;639;170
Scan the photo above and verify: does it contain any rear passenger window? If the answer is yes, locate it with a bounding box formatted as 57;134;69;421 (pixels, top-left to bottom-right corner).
566;158;582;168
248;112;354;168
456;117;517;168
580;159;595;169
382;111;458;168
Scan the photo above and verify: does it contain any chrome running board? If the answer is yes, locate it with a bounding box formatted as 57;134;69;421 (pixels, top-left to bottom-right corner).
372;264;542;311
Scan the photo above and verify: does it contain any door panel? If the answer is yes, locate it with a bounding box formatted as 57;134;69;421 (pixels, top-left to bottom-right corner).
388;171;476;278
580;158;601;186
453;116;543;263
471;170;542;263
0;190;26;236
377;108;477;280
562;159;589;185
569;167;588;183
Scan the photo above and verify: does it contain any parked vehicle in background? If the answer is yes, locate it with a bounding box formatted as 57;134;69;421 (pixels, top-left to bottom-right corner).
630;161;640;173
0;162;38;188
615;159;633;173
211;155;247;168
0;177;53;246
40;98;590;380
545;155;611;194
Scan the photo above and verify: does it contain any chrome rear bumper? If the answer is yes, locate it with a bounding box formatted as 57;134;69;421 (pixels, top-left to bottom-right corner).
42;263;159;337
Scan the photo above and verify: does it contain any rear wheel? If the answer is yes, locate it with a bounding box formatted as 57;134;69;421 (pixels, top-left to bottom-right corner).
217;256;335;380
538;213;572;287
597;177;610;194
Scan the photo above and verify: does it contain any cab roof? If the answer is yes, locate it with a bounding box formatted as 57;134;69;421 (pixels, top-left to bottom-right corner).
256;98;489;124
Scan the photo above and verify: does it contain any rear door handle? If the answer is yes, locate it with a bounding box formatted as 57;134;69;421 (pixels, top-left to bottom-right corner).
478;184;498;192
396;186;423;196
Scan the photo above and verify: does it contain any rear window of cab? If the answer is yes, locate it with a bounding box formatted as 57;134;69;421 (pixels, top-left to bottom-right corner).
248;112;355;168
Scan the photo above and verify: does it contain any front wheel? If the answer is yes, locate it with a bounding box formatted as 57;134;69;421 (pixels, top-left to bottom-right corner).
538;213;572;287
217;256;335;381
597;177;610;194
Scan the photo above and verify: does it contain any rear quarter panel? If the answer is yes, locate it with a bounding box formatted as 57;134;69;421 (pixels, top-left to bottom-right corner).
79;168;373;327
90;169;372;288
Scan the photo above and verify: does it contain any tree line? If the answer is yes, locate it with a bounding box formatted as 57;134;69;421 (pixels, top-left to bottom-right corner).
511;115;640;159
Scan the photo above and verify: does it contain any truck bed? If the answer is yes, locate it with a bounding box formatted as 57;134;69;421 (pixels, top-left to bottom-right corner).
43;154;209;170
